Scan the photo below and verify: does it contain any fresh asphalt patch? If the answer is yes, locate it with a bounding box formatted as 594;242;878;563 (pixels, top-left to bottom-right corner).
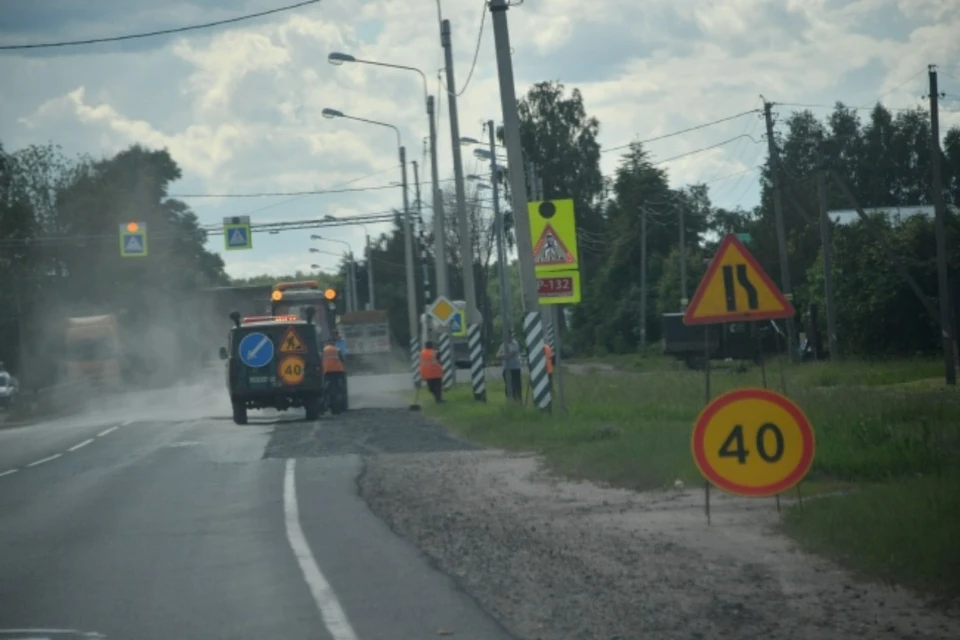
262;408;479;458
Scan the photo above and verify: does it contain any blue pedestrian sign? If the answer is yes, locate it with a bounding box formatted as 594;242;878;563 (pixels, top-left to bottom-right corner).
119;222;148;258
450;309;467;337
238;332;274;368
223;215;252;251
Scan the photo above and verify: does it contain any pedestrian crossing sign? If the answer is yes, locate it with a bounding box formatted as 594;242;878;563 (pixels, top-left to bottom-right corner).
119;222;148;258
450;309;466;337
528;199;578;275
223;216;252;251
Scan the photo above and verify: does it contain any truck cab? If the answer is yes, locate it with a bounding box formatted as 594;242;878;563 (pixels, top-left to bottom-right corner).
63;315;123;390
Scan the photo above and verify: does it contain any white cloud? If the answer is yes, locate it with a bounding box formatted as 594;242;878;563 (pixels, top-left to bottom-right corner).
3;0;960;278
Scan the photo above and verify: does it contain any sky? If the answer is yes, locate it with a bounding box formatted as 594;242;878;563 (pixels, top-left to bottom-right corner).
2;0;960;280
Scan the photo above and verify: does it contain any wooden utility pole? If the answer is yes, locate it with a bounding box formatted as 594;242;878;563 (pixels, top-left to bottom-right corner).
816;139;839;359
928;65;956;385
762;99;798;361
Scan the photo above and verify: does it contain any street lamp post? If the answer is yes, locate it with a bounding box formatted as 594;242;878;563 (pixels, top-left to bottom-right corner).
322;107;419;387
320;217;376;310
311;235;357;312
328;52;448;299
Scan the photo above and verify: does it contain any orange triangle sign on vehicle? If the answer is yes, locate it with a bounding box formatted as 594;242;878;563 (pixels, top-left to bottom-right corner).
683;234;794;325
279;326;307;353
532;224;575;267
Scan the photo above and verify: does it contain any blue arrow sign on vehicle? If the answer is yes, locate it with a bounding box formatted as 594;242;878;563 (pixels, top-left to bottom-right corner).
238;332;274;368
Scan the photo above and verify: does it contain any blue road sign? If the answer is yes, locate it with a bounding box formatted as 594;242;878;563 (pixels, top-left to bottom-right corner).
224;225;252;250
450;309;466;337
238;332;274;368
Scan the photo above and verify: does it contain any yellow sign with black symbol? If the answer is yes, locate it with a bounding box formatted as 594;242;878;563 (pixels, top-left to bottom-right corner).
279;326;307;353
278;355;306;386
528;199;578;274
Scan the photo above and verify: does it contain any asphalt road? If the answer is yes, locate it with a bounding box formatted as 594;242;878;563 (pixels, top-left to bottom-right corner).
0;374;513;640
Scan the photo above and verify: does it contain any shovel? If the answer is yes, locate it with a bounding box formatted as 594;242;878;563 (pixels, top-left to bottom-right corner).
408;383;422;411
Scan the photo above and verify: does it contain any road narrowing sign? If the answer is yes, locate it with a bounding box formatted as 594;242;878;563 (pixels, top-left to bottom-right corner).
224;215;252;251
279;326;307;353
278;355;306;385
684;234;793;325
692;388;815;497
537;269;581;305
119;222;148;258
428;296;457;325
528;199;578;274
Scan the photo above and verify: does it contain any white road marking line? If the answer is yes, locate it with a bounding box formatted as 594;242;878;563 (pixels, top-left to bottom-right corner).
283;459;358;640
121;420;133;427
97;426;118;437
27;454;62;467
68;439;94;452
0;469;18;478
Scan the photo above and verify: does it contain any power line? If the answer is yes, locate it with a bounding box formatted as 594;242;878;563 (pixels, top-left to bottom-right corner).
171;178;456;199
652;134;761;166
452;0;488;97
0;0;321;51
602;110;760;154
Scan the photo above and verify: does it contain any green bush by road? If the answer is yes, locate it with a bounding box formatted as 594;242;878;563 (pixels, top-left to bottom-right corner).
426;356;960;598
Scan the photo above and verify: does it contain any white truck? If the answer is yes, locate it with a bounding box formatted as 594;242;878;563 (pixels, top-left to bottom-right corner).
339;310;393;372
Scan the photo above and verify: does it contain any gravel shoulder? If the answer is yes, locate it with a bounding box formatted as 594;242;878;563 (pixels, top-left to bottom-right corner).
359;447;960;640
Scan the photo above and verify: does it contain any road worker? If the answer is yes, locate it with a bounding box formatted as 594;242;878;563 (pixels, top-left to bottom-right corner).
321;333;347;402
544;342;555;390
419;340;444;403
502;332;522;402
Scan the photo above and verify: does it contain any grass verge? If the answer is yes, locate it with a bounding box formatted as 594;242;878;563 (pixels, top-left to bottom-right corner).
425;356;960;597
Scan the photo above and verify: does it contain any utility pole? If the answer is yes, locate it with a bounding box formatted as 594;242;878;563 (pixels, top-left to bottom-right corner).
489;0;551;410
365;234;375;309
413;160;432;303
399;145;419;383
640;205;647;348
427;95;449;298
816;139;839;360
440;19;479;324
928;65;957;385
762;100;798;361
678;203;688;309
488;119;514;399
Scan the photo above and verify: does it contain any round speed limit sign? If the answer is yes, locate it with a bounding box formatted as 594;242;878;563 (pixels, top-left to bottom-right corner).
692;388;815;497
278;355;306;386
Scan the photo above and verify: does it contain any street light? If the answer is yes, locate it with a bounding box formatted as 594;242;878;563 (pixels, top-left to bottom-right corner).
322;106;419;383
319;217;377;310
327;50;449;299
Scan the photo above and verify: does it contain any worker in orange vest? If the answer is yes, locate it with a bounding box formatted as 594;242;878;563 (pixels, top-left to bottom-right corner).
321;334;346;398
544;343;555;390
419;340;444;403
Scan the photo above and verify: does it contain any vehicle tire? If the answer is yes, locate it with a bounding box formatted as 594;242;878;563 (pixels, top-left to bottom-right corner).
232;401;248;425
305;397;321;421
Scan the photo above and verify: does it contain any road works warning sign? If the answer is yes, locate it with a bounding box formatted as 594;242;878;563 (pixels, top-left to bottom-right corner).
279;326;307;353
528;199;578;274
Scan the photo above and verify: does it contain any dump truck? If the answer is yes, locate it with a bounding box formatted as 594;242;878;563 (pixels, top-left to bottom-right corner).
63;315;123;389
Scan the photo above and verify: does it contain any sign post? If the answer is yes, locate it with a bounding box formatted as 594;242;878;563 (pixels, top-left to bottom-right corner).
428;296;458;391
683;234;804;522
224;215;253;251
119;222;148;258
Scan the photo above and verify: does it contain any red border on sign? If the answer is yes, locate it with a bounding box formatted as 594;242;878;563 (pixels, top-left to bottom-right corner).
277;355;306;386
683;234;794;325
691;387;815;497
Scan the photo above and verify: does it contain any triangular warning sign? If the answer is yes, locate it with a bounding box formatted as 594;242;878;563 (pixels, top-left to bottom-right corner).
124;235;143;253
532;224;574;266
229;228;247;245
279;326;307;353
683;234;794;325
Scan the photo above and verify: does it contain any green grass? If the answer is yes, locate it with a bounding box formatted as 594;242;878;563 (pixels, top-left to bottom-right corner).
426;357;960;597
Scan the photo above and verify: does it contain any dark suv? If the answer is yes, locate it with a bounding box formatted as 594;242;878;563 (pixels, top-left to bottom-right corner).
220;310;324;424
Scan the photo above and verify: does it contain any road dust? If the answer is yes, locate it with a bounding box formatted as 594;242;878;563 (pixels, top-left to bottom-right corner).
360;449;960;640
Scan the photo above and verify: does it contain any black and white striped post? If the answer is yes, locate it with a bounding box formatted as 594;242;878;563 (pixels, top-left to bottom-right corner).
467;324;486;401
410;337;421;388
523;311;552;410
438;331;455;390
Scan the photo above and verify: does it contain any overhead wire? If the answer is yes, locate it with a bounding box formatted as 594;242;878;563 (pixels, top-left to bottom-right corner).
0;0;321;50
172;177;457;199
602;110;760;155
438;0;487;98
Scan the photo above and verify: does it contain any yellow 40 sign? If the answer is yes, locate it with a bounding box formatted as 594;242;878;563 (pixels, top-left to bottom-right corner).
692;388;815;497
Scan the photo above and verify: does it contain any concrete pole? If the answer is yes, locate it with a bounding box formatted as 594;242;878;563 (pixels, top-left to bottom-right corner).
427;96;449;298
400;146;419;359
489;119;513;398
366;234;375;309
440;20;479;323
816;141;839;360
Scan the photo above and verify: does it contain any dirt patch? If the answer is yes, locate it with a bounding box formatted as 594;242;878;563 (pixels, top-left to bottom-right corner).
359;449;960;640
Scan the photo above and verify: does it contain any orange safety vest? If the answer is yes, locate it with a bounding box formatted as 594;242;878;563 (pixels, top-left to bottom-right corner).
544;344;554;374
419;348;443;380
322;344;345;373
